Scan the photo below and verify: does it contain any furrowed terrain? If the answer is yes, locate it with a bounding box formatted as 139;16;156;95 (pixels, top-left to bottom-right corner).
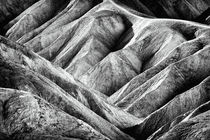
0;0;210;140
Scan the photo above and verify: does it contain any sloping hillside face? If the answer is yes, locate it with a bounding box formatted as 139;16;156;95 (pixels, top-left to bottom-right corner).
0;0;210;140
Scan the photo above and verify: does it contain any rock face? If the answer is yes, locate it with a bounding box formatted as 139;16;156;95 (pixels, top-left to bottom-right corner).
1;0;210;140
0;89;108;140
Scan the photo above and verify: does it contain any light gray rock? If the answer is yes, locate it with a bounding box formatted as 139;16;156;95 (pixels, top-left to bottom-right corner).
0;36;136;140
158;103;210;140
126;75;210;139
0;88;109;140
1;0;210;140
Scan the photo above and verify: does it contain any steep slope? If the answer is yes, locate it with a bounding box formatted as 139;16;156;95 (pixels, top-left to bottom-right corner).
0;0;210;140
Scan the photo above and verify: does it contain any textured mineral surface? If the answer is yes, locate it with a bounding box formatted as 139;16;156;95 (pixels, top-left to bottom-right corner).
0;0;210;140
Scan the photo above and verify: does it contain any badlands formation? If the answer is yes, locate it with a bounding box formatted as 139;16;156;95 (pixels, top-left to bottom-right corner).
0;0;210;139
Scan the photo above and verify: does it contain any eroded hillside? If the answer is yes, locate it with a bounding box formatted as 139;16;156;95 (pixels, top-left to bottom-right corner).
0;0;210;140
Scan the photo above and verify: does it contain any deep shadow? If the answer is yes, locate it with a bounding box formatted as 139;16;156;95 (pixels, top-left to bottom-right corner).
138;0;169;18
0;132;11;140
92;0;103;6
194;7;210;24
111;15;134;52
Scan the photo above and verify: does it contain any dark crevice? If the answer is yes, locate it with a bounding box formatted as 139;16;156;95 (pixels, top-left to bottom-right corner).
139;0;169;18
0;67;14;89
92;0;103;6
171;25;197;41
0;131;11;140
111;16;134;52
2;99;9;120
187;101;210;119
115;0;154;16
194;7;210;24
54;0;73;16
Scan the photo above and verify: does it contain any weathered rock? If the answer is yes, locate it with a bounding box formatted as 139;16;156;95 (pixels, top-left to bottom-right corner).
0;88;108;140
120;0;210;21
108;37;204;104
79;50;140;96
52;10;126;68
0;0;39;27
116;45;210;118
14;134;82;140
65;37;109;79
142;30;186;71
116;0;155;16
0;36;137;139
0;56;133;140
18;0;94;44
80;23;189;95
157;0;209;20
1;0;210;140
6;0;68;41
147;111;192;140
125;75;210;139
158;104;210;140
109;26;210;105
